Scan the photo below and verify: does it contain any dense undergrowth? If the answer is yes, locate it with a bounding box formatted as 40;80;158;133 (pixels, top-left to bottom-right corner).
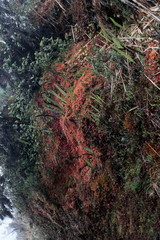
0;0;160;239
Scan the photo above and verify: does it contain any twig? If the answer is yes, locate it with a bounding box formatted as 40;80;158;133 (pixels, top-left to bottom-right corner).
55;0;66;12
151;120;160;129
31;7;56;28
153;183;160;198
71;26;76;42
128;106;138;112
146;142;160;158
121;0;160;22
143;19;154;29
110;76;114;99
144;74;160;90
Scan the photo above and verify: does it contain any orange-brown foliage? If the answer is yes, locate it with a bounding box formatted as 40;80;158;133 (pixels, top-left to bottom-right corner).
34;39;104;211
145;41;160;85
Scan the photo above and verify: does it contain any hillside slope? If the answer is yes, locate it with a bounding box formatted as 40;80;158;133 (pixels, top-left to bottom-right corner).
0;0;160;239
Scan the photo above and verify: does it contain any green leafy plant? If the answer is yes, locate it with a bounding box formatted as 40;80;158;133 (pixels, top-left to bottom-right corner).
83;146;94;154
44;85;68;116
100;28;135;63
84;159;94;169
88;93;105;126
98;16;135;64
